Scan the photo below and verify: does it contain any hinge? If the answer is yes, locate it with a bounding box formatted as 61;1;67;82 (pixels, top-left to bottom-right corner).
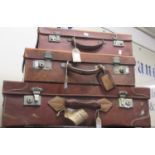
24;88;43;106
118;91;133;109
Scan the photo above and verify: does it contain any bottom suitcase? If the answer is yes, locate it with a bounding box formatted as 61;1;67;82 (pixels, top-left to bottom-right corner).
2;81;151;128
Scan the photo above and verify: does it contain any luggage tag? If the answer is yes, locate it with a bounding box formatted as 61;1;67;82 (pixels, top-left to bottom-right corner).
96;99;113;128
96;110;102;128
97;68;115;91
64;109;88;126
64;61;69;89
72;48;82;63
72;37;81;63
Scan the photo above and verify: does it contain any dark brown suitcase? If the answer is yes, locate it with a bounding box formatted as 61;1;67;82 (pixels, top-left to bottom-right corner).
2;81;151;128
36;28;133;56
23;48;136;90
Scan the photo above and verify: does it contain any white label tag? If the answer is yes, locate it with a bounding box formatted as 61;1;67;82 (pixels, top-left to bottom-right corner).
72;48;81;63
96;116;102;128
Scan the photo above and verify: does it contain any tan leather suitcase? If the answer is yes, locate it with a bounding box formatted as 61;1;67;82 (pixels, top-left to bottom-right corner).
36;27;133;56
2;81;151;128
23;48;136;90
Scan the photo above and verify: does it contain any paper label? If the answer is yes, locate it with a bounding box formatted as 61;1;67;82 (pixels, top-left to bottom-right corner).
72;48;81;63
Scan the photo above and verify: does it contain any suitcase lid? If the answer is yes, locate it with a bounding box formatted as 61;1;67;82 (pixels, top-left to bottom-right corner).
3;81;150;99
24;48;136;65
38;27;132;41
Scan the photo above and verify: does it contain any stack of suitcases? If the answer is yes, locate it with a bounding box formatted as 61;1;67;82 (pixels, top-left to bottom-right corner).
2;27;151;128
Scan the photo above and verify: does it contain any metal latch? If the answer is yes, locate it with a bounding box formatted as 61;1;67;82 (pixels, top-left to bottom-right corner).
113;56;129;74
113;40;124;47
118;91;133;109
24;88;43;106
33;52;53;70
113;56;121;64
113;66;129;74
49;34;61;42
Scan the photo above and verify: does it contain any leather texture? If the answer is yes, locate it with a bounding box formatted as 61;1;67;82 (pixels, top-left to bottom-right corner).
23;48;136;87
36;28;133;56
2;81;151;128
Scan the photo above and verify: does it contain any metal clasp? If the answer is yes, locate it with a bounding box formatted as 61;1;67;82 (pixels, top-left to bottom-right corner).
24;88;43;106
113;40;124;47
118;91;133;109
112;34;124;47
33;52;53;70
49;34;61;42
113;56;129;75
113;66;129;74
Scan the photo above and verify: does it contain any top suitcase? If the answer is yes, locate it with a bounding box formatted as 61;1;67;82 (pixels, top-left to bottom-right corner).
36;28;133;56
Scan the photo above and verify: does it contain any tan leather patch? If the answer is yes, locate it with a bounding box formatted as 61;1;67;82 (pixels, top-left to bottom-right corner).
48;96;65;112
98;98;113;112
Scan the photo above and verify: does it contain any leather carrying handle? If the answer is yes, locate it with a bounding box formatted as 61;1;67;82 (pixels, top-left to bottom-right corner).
67;63;104;75
65;98;113;112
65;99;101;110
71;38;104;51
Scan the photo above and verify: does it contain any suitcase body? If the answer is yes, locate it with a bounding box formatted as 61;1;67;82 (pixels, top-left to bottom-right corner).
2;81;151;128
37;28;133;56
23;48;136;88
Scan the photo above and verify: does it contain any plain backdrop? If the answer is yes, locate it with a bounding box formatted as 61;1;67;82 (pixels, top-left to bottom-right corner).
0;28;37;126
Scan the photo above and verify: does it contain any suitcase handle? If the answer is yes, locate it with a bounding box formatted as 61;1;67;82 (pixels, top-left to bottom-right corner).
71;37;104;51
63;62;115;91
65;98;113;112
67;63;104;75
49;96;112;112
66;99;100;109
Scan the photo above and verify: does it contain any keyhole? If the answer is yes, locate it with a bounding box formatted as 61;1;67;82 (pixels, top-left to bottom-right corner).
119;68;124;74
27;98;33;104
39;62;44;68
125;101;131;107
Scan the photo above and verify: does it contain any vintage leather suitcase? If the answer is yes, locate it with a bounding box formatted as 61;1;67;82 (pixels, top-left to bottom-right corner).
36;27;133;56
2;81;151;128
23;48;136;90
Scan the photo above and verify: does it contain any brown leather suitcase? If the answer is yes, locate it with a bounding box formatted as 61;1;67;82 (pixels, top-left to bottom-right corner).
36;28;133;56
23;48;136;90
2;81;151;128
